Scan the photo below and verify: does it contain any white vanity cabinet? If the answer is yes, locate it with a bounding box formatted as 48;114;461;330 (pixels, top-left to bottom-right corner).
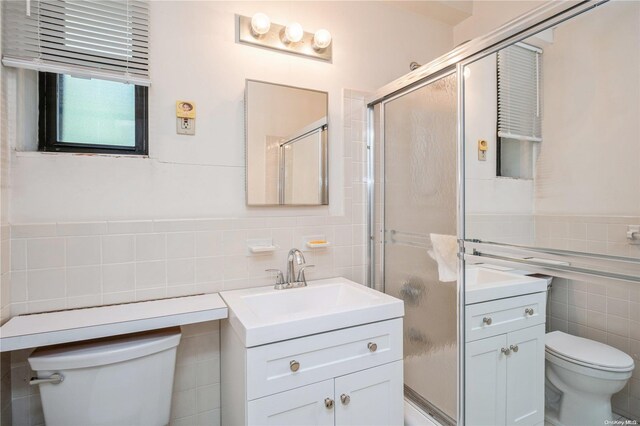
222;318;404;426
465;291;547;426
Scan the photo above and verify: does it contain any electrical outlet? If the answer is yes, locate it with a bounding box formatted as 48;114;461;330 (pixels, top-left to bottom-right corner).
176;117;195;135
478;139;488;161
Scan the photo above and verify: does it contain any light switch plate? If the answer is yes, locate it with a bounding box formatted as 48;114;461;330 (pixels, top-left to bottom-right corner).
177;117;195;135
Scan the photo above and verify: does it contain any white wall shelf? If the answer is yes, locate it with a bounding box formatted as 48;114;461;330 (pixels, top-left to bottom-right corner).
0;293;228;352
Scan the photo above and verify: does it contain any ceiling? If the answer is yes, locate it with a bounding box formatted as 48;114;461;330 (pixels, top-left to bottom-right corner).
384;0;474;26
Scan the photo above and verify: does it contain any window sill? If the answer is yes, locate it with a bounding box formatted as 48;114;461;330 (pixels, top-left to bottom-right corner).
495;175;534;181
15;150;150;160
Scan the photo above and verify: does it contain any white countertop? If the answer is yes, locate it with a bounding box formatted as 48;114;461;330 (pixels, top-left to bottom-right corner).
0;293;228;352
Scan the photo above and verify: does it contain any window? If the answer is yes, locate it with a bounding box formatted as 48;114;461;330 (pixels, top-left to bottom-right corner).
3;0;150;154
496;43;542;179
39;73;148;155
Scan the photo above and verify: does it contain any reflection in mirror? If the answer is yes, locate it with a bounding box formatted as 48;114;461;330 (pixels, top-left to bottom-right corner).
246;80;328;206
464;4;640;425
464;0;640;261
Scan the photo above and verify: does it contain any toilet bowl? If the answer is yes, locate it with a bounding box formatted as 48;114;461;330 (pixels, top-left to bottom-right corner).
29;328;181;426
544;331;634;426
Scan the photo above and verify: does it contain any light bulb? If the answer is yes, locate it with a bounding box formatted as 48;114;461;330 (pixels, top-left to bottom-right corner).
251;13;271;36
283;22;303;43
313;29;332;50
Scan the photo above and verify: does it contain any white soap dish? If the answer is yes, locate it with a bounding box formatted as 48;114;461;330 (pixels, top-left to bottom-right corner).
249;245;277;253
305;241;331;249
247;238;277;254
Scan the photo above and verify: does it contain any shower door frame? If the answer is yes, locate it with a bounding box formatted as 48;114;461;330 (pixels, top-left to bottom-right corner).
365;1;609;424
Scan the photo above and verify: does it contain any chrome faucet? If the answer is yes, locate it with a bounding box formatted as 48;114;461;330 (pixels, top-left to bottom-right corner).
286;248;305;284
265;248;314;290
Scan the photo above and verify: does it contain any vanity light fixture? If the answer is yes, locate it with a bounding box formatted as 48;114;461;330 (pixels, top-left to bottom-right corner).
237;13;332;62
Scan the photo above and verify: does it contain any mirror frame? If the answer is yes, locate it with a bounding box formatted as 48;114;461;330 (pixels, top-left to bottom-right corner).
244;79;329;207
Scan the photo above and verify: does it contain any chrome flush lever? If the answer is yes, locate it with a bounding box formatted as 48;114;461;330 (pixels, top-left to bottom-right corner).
30;373;64;386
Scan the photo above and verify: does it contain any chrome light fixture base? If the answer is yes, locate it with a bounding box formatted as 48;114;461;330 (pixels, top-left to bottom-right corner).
237;15;332;62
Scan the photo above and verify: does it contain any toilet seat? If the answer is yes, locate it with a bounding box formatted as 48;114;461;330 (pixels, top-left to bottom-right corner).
545;331;634;373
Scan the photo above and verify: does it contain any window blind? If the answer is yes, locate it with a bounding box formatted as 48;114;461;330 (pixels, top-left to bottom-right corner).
2;0;150;85
497;43;542;142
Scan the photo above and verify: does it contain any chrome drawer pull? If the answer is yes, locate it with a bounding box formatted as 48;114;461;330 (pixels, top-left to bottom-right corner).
290;360;300;372
501;347;511;355
510;344;519;353
525;308;534;316
483;317;492;325
29;373;64;386
325;398;334;409
368;342;378;352
340;394;351;405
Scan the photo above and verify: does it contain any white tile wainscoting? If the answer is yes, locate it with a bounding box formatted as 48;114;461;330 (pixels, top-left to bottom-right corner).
5;90;369;426
8;215;367;316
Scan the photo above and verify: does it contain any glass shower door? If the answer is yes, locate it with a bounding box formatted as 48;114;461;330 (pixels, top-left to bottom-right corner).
378;72;458;423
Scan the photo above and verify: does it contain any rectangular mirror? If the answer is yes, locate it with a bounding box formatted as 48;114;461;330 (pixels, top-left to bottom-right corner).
245;80;328;206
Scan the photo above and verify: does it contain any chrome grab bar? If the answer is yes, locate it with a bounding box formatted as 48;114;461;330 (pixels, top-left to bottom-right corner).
387;229;433;249
464;239;640;286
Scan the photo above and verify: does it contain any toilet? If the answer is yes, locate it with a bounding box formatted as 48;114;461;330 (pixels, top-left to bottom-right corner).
544;331;634;426
28;328;181;426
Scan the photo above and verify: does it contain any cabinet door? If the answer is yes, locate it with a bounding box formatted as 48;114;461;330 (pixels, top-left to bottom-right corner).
334;361;403;426
465;334;507;426
506;324;545;426
247;379;335;426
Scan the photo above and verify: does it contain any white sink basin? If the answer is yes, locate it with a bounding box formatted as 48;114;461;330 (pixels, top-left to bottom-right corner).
220;277;404;347
465;267;548;304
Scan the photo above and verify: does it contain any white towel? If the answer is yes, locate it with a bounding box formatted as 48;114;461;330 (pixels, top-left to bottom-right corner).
428;234;458;282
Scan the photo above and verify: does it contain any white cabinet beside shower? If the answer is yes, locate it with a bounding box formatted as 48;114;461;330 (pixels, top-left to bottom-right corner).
221;318;404;426
465;292;546;426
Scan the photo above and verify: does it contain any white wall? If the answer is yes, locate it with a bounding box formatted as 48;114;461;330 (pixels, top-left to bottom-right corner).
534;0;640;216
453;0;548;46
8;0;453;224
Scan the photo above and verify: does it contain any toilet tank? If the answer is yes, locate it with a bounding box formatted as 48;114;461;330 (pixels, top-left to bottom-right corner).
29;328;182;426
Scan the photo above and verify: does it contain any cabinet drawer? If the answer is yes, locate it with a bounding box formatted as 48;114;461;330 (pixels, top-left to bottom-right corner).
246;318;403;400
466;293;546;342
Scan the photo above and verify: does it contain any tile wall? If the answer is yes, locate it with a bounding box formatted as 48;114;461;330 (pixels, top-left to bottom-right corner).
7;89;369;425
8;215;366;316
465;214;535;246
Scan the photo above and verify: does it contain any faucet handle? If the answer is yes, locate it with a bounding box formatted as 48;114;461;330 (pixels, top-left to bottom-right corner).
296;264;315;284
265;269;285;285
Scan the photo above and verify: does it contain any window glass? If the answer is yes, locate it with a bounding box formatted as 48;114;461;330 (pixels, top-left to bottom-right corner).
57;74;136;147
498;138;535;179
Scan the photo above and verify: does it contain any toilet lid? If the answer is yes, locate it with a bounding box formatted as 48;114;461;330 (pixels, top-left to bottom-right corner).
545;331;634;371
